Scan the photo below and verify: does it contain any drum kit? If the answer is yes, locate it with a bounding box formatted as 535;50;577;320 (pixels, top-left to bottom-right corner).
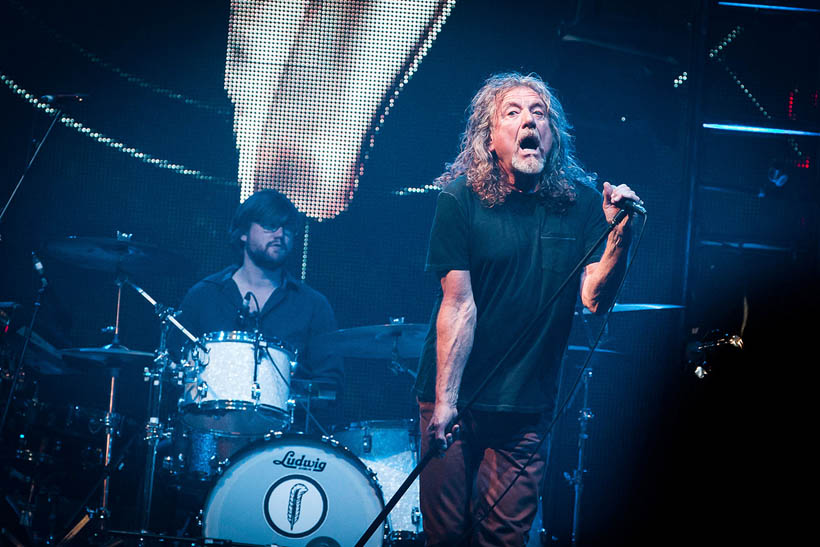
2;232;685;547
0;233;430;547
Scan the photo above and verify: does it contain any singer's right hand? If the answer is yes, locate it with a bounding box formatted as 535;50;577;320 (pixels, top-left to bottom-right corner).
428;402;460;456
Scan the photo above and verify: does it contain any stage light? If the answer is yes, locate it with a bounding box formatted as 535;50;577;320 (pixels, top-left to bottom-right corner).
703;123;820;136
718;2;820;12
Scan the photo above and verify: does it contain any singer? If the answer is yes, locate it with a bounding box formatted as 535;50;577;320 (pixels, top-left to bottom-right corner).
414;73;641;545
172;189;343;399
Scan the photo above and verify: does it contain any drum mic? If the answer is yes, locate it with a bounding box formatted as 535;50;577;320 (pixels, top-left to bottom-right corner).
236;292;252;325
31;252;48;288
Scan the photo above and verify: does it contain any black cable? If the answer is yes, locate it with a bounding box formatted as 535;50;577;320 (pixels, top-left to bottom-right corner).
455;213;648;545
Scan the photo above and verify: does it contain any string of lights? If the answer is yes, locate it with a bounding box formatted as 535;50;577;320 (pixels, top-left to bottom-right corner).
1;71;237;186
7;0;232;117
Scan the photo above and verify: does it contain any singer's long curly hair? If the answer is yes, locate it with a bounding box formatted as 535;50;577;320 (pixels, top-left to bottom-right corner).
436;72;595;210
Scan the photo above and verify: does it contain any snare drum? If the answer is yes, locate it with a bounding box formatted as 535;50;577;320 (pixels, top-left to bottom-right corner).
202;433;385;546
179;331;296;436
333;420;422;537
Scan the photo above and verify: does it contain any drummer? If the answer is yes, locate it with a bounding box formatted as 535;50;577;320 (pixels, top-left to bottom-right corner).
173;189;343;407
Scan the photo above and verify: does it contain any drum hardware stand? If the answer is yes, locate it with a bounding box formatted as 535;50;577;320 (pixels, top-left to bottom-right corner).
56;430;140;545
55;368;126;540
355;210;636;547
0;269;46;437
122;278;206;532
387;317;417;380
252;322;263;409
562;366;593;547
260;343;325;434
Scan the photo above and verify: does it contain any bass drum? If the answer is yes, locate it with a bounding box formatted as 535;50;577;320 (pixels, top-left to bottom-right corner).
203;433;385;546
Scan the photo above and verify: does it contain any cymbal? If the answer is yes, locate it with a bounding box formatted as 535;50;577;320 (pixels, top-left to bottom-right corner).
314;323;428;360
61;344;154;367
581;303;684;315
45;236;187;276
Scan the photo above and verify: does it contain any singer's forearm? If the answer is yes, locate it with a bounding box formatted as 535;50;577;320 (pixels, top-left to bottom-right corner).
581;223;631;314
435;272;476;408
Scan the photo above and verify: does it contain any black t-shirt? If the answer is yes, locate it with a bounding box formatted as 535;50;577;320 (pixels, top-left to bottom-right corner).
414;177;607;413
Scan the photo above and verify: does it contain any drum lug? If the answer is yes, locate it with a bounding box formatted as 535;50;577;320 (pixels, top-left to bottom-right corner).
412;506;421;525
251;382;261;404
213;458;230;475
196;381;208;399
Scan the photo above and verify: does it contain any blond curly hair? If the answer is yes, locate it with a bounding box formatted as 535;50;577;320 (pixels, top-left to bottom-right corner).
436;72;595;210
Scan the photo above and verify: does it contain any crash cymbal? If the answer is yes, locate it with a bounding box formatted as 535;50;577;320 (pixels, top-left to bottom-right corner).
581;303;684;315
61;344;154;367
45;235;187;276
314;323;428;360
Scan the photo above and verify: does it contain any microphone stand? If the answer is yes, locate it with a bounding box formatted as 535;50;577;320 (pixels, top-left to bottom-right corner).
0;107;63;241
355;210;633;546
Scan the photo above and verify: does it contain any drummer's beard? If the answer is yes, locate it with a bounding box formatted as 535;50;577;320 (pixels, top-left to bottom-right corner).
246;240;290;271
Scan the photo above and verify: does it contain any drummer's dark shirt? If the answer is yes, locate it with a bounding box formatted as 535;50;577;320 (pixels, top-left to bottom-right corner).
173;266;343;394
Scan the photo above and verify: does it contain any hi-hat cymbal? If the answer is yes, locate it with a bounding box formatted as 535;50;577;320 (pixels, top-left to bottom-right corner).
581;303;684;315
61;344;154;368
314;323;428;360
45;236;187;276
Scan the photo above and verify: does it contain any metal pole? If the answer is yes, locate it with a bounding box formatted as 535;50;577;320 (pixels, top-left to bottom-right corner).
680;0;711;330
565;368;593;546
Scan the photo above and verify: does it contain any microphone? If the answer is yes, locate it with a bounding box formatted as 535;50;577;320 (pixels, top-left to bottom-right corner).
39;93;89;104
31;252;48;288
613;197;647;216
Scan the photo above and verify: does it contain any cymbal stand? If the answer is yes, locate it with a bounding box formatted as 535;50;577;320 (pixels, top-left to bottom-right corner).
122;278;206;531
562;366;594;547
57;431;140;545
60;370;123;539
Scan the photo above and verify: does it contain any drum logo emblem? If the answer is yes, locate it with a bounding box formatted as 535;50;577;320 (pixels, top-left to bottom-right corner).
265;475;328;537
272;450;327;472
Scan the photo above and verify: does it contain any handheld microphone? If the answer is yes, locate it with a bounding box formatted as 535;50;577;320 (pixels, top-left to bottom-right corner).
614;197;647;216
31;252;48;288
39;93;89;104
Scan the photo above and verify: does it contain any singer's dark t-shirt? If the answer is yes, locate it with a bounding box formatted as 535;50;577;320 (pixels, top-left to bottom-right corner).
414;177;607;413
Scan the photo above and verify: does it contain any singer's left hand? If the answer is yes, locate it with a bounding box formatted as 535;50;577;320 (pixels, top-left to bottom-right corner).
602;181;642;225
